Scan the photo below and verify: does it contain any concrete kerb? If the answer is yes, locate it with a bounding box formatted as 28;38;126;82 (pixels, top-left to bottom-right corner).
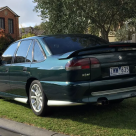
0;118;68;136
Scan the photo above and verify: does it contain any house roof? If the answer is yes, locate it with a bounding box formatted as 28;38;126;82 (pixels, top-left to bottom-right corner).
19;27;45;37
0;6;20;17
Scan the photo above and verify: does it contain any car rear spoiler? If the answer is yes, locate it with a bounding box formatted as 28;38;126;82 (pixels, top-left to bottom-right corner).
58;43;136;60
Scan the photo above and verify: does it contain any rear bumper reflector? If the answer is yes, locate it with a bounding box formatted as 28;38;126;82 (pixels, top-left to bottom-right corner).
91;86;136;96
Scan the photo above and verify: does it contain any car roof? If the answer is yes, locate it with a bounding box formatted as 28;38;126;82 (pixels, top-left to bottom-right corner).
17;34;109;43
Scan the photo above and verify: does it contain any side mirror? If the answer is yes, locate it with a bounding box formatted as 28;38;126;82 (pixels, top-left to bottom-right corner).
0;57;6;65
0;57;2;65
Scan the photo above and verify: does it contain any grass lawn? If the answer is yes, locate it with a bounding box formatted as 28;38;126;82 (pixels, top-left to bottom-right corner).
0;98;136;136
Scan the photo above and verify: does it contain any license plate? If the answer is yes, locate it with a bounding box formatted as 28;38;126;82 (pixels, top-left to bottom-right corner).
110;66;129;76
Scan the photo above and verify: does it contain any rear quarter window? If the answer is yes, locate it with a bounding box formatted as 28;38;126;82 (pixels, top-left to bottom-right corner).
33;41;45;62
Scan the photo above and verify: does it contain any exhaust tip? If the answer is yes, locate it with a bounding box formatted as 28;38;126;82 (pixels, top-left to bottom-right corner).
97;97;109;106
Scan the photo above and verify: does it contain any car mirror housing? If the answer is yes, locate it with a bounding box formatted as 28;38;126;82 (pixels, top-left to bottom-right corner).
0;57;6;65
0;57;2;65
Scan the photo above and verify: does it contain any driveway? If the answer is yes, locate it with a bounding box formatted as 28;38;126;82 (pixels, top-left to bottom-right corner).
0;118;67;136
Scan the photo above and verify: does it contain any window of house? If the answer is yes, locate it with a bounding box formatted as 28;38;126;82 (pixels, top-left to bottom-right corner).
8;19;14;34
14;40;32;63
0;18;5;29
33;41;45;62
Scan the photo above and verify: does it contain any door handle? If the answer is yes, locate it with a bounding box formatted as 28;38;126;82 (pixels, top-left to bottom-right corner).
5;68;9;72
23;67;27;71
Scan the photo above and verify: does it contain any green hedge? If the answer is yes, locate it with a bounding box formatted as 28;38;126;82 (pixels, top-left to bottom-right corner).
0;33;15;56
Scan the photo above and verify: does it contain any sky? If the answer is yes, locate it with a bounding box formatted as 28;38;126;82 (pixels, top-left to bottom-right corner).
0;0;42;28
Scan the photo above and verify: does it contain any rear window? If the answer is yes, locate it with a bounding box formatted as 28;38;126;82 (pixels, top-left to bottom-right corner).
44;35;108;55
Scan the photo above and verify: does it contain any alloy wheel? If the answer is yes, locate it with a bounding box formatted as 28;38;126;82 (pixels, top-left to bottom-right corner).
30;84;43;112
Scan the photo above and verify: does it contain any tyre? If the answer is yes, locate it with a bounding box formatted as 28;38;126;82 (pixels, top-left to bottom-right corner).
29;80;49;116
110;99;124;104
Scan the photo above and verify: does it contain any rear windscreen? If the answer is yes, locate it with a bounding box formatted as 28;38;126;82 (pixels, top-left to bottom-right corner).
43;36;108;55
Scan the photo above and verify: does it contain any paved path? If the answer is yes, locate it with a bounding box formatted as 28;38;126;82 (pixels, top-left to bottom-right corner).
0;118;67;136
0;127;23;136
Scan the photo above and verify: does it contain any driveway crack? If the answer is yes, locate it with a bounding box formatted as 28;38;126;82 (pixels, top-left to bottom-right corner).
51;133;59;136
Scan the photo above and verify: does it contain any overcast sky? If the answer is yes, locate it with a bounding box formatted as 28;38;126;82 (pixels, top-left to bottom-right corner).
1;0;42;28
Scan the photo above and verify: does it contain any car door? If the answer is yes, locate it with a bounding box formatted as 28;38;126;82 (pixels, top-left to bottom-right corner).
0;42;19;96
29;39;46;79
8;40;33;99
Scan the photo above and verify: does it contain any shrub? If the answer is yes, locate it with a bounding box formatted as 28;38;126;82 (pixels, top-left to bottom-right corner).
0;29;15;55
22;32;35;39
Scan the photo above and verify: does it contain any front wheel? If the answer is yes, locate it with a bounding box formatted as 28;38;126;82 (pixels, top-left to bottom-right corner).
29;80;49;116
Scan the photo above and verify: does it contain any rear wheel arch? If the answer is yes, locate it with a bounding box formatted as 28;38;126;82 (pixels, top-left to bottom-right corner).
26;78;48;103
29;80;50;116
26;77;38;102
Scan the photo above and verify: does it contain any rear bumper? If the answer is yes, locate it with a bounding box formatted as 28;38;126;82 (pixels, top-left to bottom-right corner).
91;86;136;96
88;90;136;103
41;77;136;106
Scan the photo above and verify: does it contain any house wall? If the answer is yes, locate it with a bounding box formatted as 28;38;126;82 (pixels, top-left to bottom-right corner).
99;31;117;42
109;36;116;42
108;31;117;42
0;8;19;40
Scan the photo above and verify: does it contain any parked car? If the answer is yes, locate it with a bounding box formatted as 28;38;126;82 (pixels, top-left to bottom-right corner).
0;34;136;116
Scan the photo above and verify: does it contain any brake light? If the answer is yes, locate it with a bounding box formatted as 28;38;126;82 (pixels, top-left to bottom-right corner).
65;58;90;71
90;58;100;68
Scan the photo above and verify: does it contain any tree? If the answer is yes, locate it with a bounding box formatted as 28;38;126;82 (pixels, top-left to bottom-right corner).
20;24;25;38
20;26;36;39
33;0;136;41
115;18;136;41
22;32;35;39
34;22;48;35
33;0;88;35
0;29;15;55
34;22;45;30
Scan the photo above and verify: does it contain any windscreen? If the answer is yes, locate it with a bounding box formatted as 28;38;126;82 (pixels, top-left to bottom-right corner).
44;35;108;55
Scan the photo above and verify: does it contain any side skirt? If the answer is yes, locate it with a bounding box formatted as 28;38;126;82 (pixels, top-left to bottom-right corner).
13;98;28;104
2;97;85;106
47;100;85;106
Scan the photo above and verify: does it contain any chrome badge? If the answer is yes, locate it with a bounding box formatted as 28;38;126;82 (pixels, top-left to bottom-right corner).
119;56;122;60
82;73;90;77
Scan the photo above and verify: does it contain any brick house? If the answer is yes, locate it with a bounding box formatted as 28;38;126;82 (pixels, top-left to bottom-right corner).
0;6;19;40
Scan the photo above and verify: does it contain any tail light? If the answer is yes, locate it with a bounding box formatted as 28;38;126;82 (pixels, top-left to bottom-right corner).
65;58;90;71
90;58;100;68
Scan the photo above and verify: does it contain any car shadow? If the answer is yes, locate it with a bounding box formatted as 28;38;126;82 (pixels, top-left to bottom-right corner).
48;98;136;130
2;97;136;131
